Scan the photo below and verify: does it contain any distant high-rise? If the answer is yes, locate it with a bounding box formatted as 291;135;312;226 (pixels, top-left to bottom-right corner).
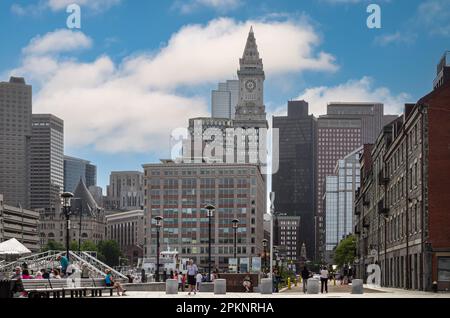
104;171;144;211
272;100;317;261
316;102;397;261
0;77;32;208
63;156;97;192
212;80;239;119
30;114;64;212
324;146;361;263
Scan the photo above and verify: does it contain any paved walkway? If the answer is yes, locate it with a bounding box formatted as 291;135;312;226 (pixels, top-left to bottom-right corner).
113;288;450;298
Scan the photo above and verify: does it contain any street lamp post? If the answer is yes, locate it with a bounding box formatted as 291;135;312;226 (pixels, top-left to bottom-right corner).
262;239;268;273
154;216;163;282
61;192;74;261
232;219;239;259
205;204;215;282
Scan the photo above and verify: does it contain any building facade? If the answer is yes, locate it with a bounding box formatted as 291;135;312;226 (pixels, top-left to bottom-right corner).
324;146;361;263
272;100;316;261
0;77;32;208
316;103;396;261
142;161;266;272
0;194;40;252
104;171;144;211
354;58;450;291
274;215;301;272
211;80;239;119
106;210;144;266
63;156;97;192
39;179;106;248
30;114;64;212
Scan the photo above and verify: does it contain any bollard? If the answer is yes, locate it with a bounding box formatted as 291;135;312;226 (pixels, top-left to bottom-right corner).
288;278;291;290
214;279;226;295
260;278;272;294
351;279;364;294
306;278;320;294
165;279;178;295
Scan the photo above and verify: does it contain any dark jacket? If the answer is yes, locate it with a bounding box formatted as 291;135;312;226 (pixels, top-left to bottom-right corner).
301;269;310;279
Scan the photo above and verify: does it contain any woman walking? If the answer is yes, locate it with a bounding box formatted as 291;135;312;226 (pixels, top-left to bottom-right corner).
186;259;198;295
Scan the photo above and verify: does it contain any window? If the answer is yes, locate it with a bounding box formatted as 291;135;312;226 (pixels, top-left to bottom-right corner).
438;257;450;282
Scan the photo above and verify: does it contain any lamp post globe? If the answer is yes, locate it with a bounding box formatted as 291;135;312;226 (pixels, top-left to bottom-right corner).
153;216;163;282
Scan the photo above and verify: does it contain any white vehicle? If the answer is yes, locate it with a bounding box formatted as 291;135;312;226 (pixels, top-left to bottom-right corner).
138;247;189;274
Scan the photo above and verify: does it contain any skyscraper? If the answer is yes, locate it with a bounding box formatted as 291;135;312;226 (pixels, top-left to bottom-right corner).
272;100;317;261
0;77;32;208
104;171;144;211
316;103;396;261
211;80;239;119
30;114;64;212
323;146;361;263
63;155;97;192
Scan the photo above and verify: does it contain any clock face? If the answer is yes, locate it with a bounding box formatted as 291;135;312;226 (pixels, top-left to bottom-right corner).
245;80;256;92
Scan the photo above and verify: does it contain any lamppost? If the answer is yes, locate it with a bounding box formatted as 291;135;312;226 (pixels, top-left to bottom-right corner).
61;192;74;261
262;239;268;273
205;204;215;282
232;219;239;259
154;216;163;282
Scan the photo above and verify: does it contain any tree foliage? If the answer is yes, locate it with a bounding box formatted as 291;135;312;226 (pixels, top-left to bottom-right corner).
334;235;356;268
42;240;65;252
97;240;122;267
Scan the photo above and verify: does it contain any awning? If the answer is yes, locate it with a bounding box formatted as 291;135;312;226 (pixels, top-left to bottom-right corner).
0;238;32;255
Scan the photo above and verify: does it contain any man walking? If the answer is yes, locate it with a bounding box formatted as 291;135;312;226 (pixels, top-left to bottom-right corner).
186;259;198;295
301;266;310;293
320;266;329;294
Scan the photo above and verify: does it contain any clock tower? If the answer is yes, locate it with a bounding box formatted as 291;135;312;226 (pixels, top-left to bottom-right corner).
235;27;268;128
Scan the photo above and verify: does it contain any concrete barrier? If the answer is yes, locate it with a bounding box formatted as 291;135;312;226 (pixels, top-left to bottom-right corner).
306;278;319;294
166;279;178;295
214;279;226;295
351;279;364;294
260;278;272;294
199;282;214;292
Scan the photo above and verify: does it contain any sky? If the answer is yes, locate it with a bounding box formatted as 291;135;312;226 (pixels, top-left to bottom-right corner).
0;0;449;192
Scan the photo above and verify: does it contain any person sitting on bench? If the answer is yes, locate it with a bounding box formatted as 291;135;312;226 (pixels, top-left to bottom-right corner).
105;269;126;296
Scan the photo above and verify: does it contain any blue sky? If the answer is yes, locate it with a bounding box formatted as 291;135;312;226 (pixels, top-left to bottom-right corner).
1;0;449;192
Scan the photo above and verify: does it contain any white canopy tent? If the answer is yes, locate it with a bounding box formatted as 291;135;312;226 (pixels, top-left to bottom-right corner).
0;238;31;255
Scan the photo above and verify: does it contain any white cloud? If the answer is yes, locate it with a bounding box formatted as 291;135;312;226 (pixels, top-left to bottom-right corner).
173;0;242;14
417;0;450;37
289;77;409;116
47;0;121;11
9;17;337;154
11;0;121;16
374;31;417;46
23;30;92;56
121;17;338;90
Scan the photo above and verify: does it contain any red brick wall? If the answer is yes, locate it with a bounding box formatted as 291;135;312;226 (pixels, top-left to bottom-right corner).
426;85;450;248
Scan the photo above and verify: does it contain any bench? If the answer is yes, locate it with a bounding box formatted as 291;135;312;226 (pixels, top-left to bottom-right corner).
20;279;116;298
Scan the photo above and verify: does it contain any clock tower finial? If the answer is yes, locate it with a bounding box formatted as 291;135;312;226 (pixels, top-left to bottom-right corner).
235;27;266;124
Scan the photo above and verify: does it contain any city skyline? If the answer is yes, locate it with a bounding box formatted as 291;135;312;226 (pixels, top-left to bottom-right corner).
1;0;449;190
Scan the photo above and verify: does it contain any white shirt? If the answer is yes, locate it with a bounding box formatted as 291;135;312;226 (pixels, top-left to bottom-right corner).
320;269;329;279
196;273;203;283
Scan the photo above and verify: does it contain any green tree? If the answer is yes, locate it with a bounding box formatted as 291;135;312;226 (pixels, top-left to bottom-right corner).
42;240;65;252
334;235;356;268
80;240;97;252
97;240;122;266
70;241;79;251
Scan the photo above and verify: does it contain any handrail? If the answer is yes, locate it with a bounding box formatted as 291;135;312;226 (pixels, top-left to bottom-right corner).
79;251;127;279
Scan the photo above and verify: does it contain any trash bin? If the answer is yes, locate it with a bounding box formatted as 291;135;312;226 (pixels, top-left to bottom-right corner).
0;280;13;299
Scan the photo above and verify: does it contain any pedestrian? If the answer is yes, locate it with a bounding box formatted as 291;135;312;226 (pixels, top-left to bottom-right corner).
178;272;185;291
51;269;62;279
41;269;50;279
21;269;32;279
243;275;252;292
301;266;310;293
170;270;174;279
12;266;22;280
186;259;198;295
35;271;43;279
320;266;329;294
272;269;279;293
105;269;127;296
196;272;203;292
56;255;69;277
141;268;147;283
81;264;90;279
